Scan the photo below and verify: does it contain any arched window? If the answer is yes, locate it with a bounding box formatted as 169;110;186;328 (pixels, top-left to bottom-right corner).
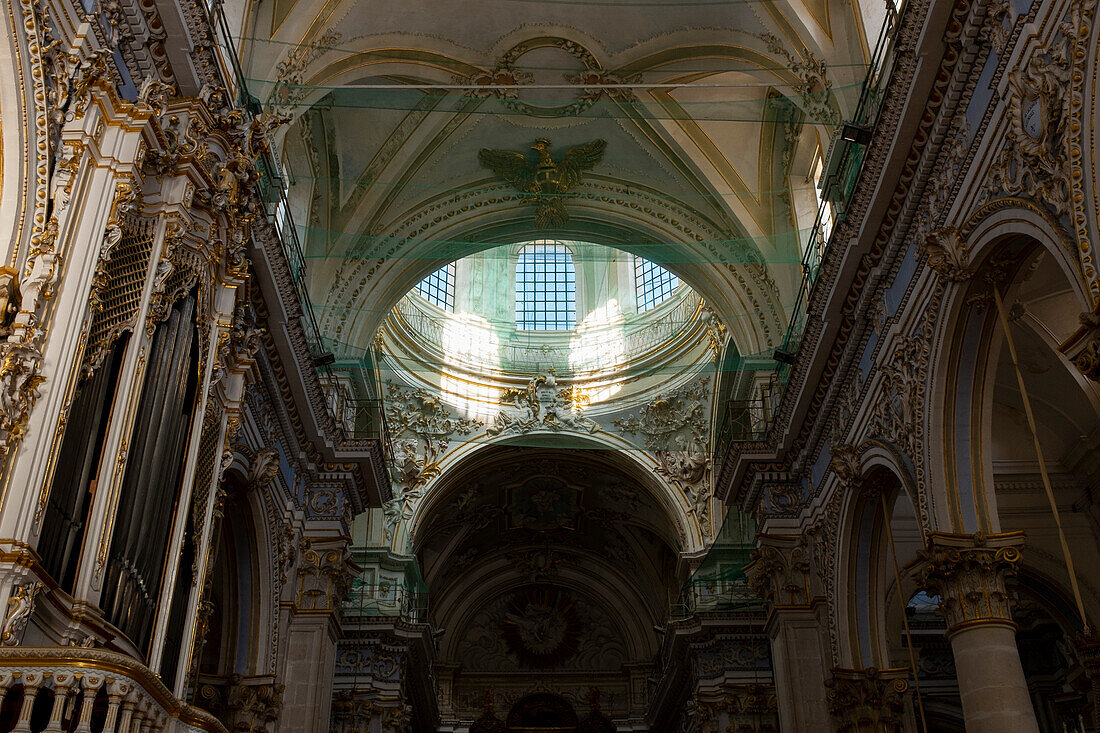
634;256;680;312
516;241;576;330
415;262;456;312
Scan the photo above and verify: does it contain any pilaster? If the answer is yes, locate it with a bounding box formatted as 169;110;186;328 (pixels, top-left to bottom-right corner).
745;534;831;731
276;537;356;732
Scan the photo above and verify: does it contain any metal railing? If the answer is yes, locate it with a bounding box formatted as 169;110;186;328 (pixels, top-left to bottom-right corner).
345;580;428;624
206;4;389;453
710;1;906;484
330;394;388;444
777;0;906;374
713;390;778;456
669;578;759;621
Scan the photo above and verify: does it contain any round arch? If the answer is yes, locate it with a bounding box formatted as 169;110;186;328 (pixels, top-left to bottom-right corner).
926;212;1096;536
397;435;702;556
832;451;925;670
318;186;787;361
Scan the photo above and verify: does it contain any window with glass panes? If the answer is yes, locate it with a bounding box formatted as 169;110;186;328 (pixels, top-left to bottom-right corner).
634;256;680;311
516;242;576;330
414;262;456;312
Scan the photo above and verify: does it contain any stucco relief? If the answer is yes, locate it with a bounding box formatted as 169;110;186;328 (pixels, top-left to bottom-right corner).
487;370;598;437
455;589;627;673
614;378;713;537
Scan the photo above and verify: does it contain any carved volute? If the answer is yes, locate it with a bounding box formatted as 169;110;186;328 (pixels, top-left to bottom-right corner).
912;532;1024;633
745;535;820;611
826;667;909;732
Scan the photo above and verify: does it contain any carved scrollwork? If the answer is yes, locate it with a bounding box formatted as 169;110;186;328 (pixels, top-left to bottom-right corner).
745;537;817;609
296;541;356;611
756;32;838;125
913;532;1024;632
1;582;45;645
985;3;1091;222
88;177;142;313
488;370;599;438
614;378;712;534
0;268;20;339
0;211;60;457
826;667;909;732
829;443;862;490
1072;335;1100;381
921;227;971;282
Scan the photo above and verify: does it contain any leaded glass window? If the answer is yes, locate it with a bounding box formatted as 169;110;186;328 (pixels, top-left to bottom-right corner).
635;257;680;312
415;262;456;312
516;242;576;330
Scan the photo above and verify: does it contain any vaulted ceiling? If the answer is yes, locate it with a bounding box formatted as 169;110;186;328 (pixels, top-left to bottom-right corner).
235;0;879;359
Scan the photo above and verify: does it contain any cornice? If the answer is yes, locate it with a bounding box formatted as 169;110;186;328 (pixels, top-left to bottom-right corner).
722;0;984;504
249;219;392;513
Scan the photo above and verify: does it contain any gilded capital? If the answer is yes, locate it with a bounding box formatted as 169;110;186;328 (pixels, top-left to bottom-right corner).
745;535;818;609
913;531;1024;633
826;667;909;732
295;539;358;612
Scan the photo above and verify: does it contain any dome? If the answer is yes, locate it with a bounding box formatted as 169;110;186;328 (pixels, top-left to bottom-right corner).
381;240;718;414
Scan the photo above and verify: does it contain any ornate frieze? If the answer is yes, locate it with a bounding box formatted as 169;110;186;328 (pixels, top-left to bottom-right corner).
912;531;1024;632
825;667;909;732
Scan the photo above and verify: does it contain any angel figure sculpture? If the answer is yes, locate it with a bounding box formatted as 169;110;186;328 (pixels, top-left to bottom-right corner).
478;138;606;229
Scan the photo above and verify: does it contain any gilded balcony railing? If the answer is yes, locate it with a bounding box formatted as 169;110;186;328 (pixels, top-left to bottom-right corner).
0;648;227;733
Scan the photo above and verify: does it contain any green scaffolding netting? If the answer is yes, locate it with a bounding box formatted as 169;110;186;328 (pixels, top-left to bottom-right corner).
672;505;759;619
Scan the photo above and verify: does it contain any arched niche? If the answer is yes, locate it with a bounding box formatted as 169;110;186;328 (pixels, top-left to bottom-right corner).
405;443;688;693
400;437;701;557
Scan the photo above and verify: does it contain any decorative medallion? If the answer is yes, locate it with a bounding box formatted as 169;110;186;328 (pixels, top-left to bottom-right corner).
501;587;581;668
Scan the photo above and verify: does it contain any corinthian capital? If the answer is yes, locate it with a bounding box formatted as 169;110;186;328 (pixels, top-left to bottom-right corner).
295;539;358;612
745;535;819;609
826;667;909;732
913;531;1024;632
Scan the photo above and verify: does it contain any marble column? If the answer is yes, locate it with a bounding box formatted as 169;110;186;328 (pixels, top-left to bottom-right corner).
915;532;1039;733
746;535;832;731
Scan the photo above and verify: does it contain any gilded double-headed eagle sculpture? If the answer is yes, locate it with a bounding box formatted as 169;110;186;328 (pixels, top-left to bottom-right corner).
478;138;607;229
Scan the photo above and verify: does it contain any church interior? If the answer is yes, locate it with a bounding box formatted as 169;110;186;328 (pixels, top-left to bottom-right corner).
0;0;1099;730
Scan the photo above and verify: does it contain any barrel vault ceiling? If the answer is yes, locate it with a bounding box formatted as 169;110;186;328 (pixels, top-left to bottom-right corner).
237;0;877;358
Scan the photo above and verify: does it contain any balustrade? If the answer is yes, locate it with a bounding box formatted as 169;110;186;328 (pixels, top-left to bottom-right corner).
0;648;227;733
